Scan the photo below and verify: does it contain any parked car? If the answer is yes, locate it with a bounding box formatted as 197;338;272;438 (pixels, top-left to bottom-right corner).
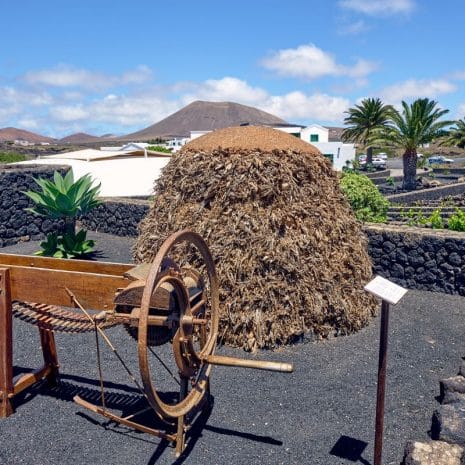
376;152;388;160
427;155;453;165
358;156;386;170
372;157;387;169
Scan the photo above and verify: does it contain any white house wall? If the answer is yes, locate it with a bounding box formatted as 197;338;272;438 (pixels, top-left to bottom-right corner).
311;142;355;171
300;125;329;143
16;157;171;197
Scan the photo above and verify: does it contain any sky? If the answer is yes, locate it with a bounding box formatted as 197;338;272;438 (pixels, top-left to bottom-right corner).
2;0;465;138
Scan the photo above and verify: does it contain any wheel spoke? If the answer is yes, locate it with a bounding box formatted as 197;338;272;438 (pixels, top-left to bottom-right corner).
148;345;181;386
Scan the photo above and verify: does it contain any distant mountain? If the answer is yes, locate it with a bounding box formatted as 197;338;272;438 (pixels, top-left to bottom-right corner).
100;133;118;139
0;127;55;143
120;100;288;140
59;132;101;143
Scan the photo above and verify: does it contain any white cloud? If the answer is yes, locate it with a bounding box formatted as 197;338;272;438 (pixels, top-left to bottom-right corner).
180;77;268;105
23;64;153;90
339;19;370;35
50;105;89;122
450;70;465;81
178;77;349;122
17;117;41;130
339;0;415;16
380;78;457;102
261;44;377;80
2;68;351;135
262;92;350;122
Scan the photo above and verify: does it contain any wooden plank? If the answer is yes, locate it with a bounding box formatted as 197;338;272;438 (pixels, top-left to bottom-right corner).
0;253;133;277
13;365;52;396
7;265;129;310
0;268;14;417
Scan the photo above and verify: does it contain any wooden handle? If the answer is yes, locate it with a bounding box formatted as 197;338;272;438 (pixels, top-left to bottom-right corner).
205;355;293;373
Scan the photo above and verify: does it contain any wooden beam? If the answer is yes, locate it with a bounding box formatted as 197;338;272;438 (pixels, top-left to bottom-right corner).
7;265;129;310
0;268;14;417
13;365;53;396
0;253;133;276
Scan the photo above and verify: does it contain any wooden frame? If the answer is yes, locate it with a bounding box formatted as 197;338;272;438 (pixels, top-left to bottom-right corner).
0;253;132;418
0;241;293;457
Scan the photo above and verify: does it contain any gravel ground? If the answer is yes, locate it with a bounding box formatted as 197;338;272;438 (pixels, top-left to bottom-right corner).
1;233;465;465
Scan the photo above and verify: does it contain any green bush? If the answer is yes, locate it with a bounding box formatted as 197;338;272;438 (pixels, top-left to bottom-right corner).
429;209;444;229
0;152;28;163
340;172;389;223
147;145;172;153
448;208;465;231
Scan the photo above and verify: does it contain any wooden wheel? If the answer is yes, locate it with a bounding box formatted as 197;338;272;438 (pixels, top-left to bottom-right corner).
138;230;219;419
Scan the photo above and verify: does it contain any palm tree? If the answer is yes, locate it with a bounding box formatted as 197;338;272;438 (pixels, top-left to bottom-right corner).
441;117;465;148
342;98;393;166
381;98;451;190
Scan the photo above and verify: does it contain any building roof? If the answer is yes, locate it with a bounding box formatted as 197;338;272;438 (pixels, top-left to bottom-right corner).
41;148;170;162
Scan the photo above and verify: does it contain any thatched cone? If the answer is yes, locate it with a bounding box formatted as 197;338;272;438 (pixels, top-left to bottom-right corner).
134;126;376;351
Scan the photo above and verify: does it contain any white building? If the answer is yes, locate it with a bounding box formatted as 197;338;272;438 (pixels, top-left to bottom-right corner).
167;123;355;170
297;124;355;171
15;147;171;197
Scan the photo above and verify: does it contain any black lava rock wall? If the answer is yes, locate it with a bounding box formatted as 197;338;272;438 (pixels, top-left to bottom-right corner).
81;198;149;237
365;224;465;295
0;164;68;247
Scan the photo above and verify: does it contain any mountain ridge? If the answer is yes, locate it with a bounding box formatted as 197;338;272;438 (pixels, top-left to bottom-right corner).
0;127;55;143
119;100;288;140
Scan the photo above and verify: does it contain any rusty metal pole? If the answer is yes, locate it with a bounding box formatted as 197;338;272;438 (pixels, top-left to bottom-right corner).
374;299;390;465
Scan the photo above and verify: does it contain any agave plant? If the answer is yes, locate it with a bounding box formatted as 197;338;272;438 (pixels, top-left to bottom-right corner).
35;230;95;259
24;170;101;235
23;170;101;258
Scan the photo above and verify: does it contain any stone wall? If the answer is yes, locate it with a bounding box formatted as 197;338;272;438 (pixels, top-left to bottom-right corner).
387;182;465;205
81;198;150;237
0;164;68;247
364;223;465;295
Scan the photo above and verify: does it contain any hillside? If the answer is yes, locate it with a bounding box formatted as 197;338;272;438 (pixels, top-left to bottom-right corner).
59;132;101;143
0;127;55;143
120;100;287;140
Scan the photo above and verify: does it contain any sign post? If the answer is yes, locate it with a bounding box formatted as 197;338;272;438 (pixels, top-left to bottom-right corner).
364;276;407;465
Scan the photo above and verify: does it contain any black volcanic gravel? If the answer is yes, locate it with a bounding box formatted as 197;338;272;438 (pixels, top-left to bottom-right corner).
1;232;464;465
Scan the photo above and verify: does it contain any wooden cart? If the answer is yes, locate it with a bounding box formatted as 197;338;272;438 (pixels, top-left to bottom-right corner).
0;230;293;456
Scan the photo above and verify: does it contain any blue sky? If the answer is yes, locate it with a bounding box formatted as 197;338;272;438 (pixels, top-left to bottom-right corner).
2;0;465;137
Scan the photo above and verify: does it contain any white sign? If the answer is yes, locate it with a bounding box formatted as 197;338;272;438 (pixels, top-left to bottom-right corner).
364;275;408;305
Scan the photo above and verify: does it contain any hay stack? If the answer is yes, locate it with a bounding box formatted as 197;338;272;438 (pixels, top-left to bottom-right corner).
135;126;376;350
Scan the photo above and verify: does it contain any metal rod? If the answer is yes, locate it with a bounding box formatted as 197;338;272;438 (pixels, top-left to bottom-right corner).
148;346;181;386
374;300;390;465
205;354;294;373
65;288;148;401
94;321;106;410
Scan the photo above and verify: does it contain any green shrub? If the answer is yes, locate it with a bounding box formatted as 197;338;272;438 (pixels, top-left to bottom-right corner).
429;209;444;229
0;152;28;163
340;172;389;223
448;208;465;231
147;145;172;153
385;176;395;186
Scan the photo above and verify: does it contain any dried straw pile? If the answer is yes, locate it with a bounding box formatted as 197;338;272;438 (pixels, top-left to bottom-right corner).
135;126;376;350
